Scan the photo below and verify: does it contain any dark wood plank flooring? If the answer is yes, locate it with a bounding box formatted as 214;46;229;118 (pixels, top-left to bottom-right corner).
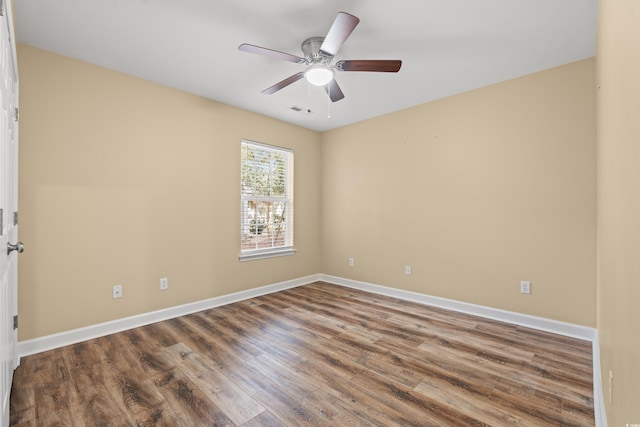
10;282;595;426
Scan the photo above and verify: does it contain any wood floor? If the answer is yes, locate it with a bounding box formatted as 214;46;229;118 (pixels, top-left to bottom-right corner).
10;282;595;426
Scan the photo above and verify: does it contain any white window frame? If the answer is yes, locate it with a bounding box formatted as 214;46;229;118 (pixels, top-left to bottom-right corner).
239;140;295;261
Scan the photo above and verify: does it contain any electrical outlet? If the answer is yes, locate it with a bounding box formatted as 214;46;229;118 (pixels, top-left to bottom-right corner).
349;258;354;267
160;277;168;290
520;281;531;294
113;284;123;299
405;265;412;275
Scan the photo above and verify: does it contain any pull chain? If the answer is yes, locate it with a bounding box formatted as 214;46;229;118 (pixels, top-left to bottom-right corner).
327;84;331;119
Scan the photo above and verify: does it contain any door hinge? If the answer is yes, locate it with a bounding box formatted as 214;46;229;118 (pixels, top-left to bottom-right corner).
13;315;18;330
0;0;4;17
14;107;19;122
13;211;18;226
0;208;3;236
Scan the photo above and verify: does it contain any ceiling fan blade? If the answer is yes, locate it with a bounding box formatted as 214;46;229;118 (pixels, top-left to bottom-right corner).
319;12;360;57
324;79;345;102
262;72;305;95
336;60;402;72
239;44;306;64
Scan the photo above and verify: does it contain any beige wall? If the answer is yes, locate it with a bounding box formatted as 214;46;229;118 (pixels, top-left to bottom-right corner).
17;45;321;340
321;59;596;326
17;44;597;341
597;0;640;423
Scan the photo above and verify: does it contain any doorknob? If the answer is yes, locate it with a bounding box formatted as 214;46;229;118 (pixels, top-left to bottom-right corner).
7;241;24;255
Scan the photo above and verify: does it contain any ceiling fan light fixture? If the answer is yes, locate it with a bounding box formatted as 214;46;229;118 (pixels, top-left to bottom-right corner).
305;64;334;86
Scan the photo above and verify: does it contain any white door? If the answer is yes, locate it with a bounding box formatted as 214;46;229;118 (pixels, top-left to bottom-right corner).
0;1;19;426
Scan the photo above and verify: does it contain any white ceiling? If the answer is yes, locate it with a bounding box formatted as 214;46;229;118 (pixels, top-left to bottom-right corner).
15;0;597;132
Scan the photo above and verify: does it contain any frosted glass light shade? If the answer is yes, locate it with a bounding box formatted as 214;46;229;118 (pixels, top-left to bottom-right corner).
305;65;334;86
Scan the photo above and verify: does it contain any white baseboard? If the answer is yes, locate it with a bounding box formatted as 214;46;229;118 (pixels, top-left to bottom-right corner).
17;273;605;426
319;274;596;340
591;334;608;427
16;274;320;358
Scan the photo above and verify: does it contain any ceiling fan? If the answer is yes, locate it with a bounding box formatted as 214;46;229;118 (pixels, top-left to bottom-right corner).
238;12;402;102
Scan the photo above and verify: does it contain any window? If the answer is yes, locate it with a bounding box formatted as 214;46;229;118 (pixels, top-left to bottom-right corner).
240;140;294;261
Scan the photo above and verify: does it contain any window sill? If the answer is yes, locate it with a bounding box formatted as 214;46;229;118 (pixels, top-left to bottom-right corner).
239;247;297;262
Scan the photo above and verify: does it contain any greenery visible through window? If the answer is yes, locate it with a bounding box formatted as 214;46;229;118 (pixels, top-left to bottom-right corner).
240;140;294;259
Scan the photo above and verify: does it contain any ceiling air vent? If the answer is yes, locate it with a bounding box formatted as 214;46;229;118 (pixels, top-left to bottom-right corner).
290;106;313;115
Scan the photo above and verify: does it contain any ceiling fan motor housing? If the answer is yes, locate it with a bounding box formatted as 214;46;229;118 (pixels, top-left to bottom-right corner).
302;37;328;63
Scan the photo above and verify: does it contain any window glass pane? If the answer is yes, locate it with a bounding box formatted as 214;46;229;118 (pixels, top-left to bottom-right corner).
240;140;293;256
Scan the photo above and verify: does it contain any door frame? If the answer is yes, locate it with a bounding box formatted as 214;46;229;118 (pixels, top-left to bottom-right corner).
1;0;19;426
